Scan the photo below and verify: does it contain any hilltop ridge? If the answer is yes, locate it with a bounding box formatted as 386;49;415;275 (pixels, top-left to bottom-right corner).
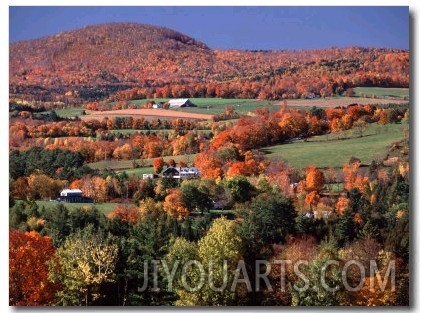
9;22;409;103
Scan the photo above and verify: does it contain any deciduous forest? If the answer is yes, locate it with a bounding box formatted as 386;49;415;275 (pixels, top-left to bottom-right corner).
9;23;409;306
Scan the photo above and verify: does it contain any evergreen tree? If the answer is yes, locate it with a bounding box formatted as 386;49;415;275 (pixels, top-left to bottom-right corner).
42;203;71;246
117;215;176;305
237;191;297;304
9;202;27;230
334;209;358;247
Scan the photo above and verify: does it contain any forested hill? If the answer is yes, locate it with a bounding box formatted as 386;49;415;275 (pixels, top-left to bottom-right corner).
9;22;409;103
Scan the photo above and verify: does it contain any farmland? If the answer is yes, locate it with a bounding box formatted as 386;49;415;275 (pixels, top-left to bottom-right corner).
82;108;213;121
9;19;410;306
113;93;409;116
85;122;408;175
39;108;86;118
353;87;409;99
282;96;408;108
47;88;410;177
262;123;408;169
35;200;127;215
85;93;409;121
8;18;413;307
36;88;410;122
89;153;197;172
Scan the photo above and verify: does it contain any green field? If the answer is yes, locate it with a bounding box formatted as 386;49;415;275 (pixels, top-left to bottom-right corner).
353;87;409;99
39;108;86;118
89;154;197;172
41;91;409;122
118;166;155;176
261;123;407;169
35;201;124;215
131;98;279;115
89;122;408;173
109;129;213;135
109;129;175;135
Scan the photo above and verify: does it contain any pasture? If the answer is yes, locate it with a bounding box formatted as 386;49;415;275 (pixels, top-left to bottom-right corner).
39;108;86;118
82;108;213;121
130;98;278;115
261;123;407;169
46;88;409;121
89;153;197;172
35;200;125;215
90;96;408;120
87;122;408;176
353;87;409;99
283;96;409;109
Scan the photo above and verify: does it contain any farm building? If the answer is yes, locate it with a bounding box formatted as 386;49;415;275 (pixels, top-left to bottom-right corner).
142;173;160;180
162;166;200;179
59;189;94;203
152;102;164;109
168;99;196;108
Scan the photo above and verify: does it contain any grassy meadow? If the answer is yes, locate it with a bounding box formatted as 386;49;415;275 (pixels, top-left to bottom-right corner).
132;98;278;115
42;88;410;176
86;122;408;177
89;153;197;171
261;123;407;169
35;200;126;215
353;87;409;99
38;108;86;118
42;88;409;120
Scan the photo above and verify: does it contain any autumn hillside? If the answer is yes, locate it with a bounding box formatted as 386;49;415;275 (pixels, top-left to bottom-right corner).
10;23;212;82
10;22;409;103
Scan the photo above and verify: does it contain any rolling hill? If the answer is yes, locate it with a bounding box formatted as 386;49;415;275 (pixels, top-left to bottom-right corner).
9;22;409;103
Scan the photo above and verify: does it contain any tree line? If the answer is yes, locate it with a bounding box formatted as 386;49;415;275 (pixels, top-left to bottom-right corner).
10;155;409;305
9;97;409;306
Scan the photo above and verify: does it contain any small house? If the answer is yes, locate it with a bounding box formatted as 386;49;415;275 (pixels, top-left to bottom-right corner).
142;173;159;180
161;166;200;179
152;102;164;109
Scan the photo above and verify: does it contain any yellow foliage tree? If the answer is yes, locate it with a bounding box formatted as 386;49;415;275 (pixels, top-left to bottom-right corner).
48;226;118;306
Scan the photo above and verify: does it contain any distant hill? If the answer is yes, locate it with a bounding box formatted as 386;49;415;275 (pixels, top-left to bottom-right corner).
9;22;409;104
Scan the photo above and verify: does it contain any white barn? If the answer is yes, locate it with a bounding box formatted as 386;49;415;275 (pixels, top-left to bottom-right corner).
168;99;196;108
59;189;93;203
60;189;82;197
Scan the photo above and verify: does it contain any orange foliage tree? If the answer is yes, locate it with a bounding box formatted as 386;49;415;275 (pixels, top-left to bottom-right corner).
163;189;189;220
278;112;308;139
335;197;351;215
11;177;29;199
226;151;266;178
305;190;320;209
80;176;107;202
267;236;318;305
194;152;223;179
166;158;176;167
343;161;369;193
305;166;325;192
107;206;141;224
153;157;165;174
341;251;405;306
112;143;133;160
9;230;60;305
